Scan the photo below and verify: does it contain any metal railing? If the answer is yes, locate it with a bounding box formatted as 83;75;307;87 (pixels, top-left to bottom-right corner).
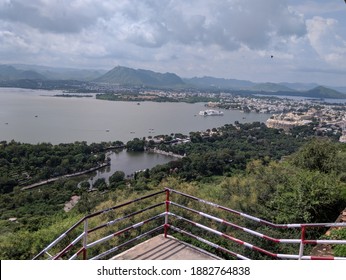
33;188;346;260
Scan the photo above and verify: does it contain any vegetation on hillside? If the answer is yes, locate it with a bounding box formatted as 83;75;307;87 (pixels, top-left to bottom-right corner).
0;124;345;259
0;141;118;194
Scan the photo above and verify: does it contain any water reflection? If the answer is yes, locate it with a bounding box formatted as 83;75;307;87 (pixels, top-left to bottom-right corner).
81;149;176;187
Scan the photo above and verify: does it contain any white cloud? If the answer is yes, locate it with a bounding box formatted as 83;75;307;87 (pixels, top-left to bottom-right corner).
307;16;346;65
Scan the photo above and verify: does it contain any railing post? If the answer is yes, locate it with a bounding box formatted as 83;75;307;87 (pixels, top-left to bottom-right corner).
83;218;88;260
298;226;306;260
164;189;170;238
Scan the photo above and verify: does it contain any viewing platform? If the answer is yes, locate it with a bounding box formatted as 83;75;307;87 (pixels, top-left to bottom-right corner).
33;188;346;261
111;234;220;260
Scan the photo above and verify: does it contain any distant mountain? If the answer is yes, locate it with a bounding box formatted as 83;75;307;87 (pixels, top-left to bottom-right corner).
329;86;346;94
183;76;255;89
278;82;319;91
2;64;346;99
305;86;346;99
0;65;46;80
255;86;346;99
95;66;185;87
250;82;296;92
12;64;106;81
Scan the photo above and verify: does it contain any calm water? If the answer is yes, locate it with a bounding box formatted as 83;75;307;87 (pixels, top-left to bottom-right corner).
0;87;271;182
0;88;270;144
87;150;177;185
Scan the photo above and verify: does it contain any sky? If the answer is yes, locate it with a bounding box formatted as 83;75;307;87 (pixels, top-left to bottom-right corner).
0;0;346;86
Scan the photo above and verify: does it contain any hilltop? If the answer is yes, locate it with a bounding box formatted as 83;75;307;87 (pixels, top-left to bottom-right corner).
95;66;185;87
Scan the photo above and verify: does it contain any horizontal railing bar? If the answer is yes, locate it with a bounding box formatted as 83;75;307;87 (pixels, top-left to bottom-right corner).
69;247;85;260
87;213;165;249
169;212;278;258
169;225;250;260
33;232;68;260
168;212;316;260
33;190;166;259
166;188;280;226
90;225;164;260
34;189;346;260
167;188;346;229
170;201;301;244
88;202;165;234
304;239;346;245
85;190;166;220
52;232;86;260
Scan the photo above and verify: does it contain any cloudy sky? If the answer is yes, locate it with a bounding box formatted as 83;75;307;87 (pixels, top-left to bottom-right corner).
1;0;346;86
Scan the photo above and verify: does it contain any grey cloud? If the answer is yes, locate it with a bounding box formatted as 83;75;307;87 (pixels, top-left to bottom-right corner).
205;0;307;50
0;0;109;33
113;0;307;51
0;0;307;50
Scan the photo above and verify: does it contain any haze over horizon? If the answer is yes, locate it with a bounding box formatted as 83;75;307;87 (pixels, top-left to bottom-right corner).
1;0;346;87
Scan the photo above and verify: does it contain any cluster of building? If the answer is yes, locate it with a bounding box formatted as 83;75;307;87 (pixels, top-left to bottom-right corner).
217;94;313;114
207;95;346;142
142;92;346;142
266;108;346;142
139;89;218;100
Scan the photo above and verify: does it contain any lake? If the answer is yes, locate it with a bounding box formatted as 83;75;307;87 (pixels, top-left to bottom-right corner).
0;87;271;180
85;150;178;185
0;88;270;144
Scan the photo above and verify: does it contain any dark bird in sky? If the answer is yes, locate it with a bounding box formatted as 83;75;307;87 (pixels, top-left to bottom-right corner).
270;55;274;58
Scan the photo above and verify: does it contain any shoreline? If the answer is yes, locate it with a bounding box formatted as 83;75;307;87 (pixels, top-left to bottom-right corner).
21;162;110;191
147;148;185;159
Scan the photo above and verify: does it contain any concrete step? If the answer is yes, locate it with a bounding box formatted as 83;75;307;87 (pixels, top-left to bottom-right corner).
111;234;221;260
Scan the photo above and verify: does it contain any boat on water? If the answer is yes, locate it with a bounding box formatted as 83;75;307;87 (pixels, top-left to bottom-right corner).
199;109;224;116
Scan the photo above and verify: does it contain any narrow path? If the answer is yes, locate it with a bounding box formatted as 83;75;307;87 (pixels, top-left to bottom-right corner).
21;162;110;191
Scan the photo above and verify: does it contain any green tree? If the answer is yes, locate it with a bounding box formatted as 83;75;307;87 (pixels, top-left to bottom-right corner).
126;138;145;152
109;171;125;185
290;139;341;174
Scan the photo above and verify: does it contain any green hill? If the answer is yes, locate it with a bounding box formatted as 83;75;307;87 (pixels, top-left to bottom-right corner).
250;82;296;92
183;76;255;89
251;85;346;99
12;64;106;81
95;66;185;87
305;86;346;99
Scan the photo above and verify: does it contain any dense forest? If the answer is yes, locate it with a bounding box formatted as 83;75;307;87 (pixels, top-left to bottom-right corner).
0;122;345;259
0;140;123;194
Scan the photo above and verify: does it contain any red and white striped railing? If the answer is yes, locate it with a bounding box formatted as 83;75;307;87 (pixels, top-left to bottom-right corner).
33;190;166;260
167;188;346;260
33;188;346;260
